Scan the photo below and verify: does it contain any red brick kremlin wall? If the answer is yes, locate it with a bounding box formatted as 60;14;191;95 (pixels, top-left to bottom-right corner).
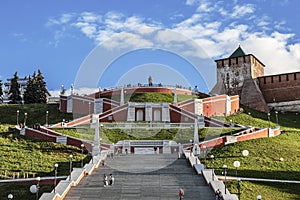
258;72;300;103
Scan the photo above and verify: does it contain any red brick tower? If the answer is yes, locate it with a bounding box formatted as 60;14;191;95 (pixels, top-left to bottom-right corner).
211;45;269;112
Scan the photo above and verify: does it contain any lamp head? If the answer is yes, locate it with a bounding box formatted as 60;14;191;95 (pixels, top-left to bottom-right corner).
233;160;241;168
8;194;13;199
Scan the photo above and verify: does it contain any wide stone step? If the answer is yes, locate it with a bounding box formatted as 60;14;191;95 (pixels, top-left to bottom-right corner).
64;154;215;200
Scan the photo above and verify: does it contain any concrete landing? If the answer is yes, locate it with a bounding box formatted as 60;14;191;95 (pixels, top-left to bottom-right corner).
64;154;214;200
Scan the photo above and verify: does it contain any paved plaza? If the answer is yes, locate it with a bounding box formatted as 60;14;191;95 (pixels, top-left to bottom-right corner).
64;154;214;200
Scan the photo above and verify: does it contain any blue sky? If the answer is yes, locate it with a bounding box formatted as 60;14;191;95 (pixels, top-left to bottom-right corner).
1;0;300;96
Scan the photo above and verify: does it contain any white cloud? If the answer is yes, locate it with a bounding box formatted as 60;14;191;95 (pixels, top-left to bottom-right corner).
230;4;255;18
49;87;100;97
79;12;101;23
196;1;214;12
185;0;199;6
46;0;300;77
73;22;97;38
46;13;74;26
102;32;153;50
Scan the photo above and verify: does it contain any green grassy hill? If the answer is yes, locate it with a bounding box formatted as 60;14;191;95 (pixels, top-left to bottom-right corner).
208;107;300;200
0;125;86;199
0;104;73;127
102;92;198;103
0;104;299;199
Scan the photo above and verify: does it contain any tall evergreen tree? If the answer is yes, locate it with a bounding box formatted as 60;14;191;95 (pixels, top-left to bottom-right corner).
35;69;50;103
8;72;22;104
23;76;35;104
0;80;3;103
24;70;50;103
0;80;3;97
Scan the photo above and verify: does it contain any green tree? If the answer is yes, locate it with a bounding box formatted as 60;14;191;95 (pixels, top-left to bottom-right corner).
8;72;22;104
24;70;50;104
35;69;50;103
0;80;3;97
23;76;35;104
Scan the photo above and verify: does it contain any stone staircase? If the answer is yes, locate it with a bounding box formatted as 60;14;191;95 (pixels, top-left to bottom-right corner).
64;154;214;200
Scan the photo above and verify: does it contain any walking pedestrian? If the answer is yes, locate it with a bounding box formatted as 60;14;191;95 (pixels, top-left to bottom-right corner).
179;188;184;200
109;173;115;186
215;189;223;200
103;174;108;187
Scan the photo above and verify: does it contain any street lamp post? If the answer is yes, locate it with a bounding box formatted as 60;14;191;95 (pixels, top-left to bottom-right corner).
275;111;279;126
203;145;207;164
100;124;103;152
46;111;49;127
91;143;94;164
189;139;193;156
223;164;227;194
69;155;73;181
54;163;58;193
62;119;65;135
267;113;270;128
257;195;262;200
230;119;233;135
248;112;251;126
233;160;240;179
81;144;85;167
194;144;198;163
24;112;27;127
36;177;40;200
8;194;13;200
210;155;214;181
16;110;19;126
237;178;241;200
88;102;91;115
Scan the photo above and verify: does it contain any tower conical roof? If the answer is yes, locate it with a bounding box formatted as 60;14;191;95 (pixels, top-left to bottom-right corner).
229;45;246;58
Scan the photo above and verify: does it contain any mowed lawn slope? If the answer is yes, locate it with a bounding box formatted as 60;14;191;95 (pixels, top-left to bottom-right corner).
0;103;299;199
207;107;300;200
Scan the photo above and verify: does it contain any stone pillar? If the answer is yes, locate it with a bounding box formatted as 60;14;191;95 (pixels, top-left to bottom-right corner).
127;102;135;121
162;103;170;122
193;119;200;155
173;87;177;106
120;87;124;106
225;95;231;116
94;98;103;114
145;103;152;121
92;115;100;156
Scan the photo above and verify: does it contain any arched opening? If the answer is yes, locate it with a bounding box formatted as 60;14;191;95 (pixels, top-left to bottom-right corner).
136;109;144;121
153;109;161;122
